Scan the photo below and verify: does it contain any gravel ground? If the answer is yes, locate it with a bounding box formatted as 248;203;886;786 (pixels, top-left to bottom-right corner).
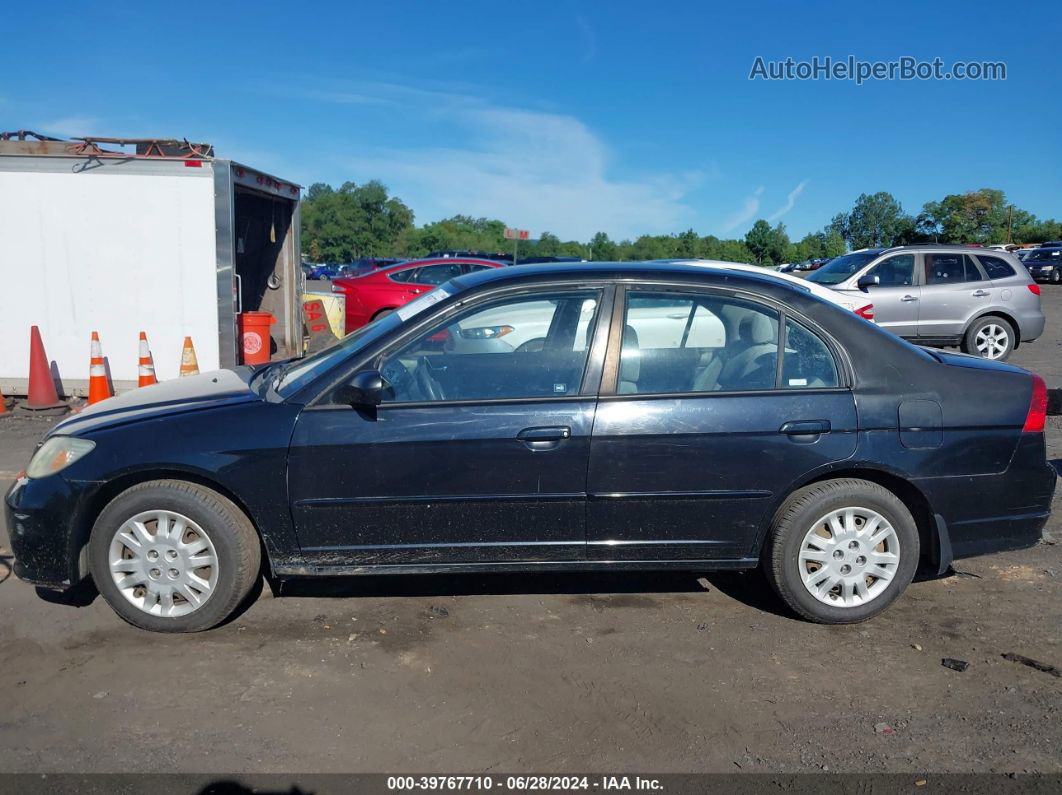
1;288;1061;775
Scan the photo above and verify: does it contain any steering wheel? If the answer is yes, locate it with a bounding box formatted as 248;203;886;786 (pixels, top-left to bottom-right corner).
380;358;412;395
416;356;447;401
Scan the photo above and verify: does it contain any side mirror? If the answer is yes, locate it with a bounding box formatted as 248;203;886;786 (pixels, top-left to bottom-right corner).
857;274;880;290
337;370;392;407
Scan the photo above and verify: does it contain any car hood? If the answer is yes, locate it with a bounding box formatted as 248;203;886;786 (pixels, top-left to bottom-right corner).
52;368;262;437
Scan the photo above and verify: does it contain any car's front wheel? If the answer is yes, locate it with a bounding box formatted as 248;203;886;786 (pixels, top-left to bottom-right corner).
763;478;919;623
88;480;261;632
1051;269;1061;285
962;315;1015;361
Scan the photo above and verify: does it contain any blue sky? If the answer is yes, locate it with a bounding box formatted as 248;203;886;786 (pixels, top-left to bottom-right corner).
3;0;1059;241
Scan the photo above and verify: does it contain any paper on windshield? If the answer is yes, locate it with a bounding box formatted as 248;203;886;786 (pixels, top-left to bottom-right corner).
395;286;453;322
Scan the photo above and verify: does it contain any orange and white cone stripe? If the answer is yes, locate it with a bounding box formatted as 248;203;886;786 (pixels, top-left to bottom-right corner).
88;331;111;405
179;336;200;377
137;331;157;387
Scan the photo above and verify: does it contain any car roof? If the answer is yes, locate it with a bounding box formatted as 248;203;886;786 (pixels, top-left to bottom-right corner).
453;260;831;301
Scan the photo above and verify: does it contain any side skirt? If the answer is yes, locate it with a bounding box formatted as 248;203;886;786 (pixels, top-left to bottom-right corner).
274;558;760;578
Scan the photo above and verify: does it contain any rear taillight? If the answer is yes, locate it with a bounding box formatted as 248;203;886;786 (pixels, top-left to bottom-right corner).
1022;373;1047;433
855;304;874;321
1028;284;1041;296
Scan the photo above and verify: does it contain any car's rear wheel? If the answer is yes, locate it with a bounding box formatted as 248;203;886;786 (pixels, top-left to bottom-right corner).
88;480;261;633
763;478;919;623
962;315;1014;361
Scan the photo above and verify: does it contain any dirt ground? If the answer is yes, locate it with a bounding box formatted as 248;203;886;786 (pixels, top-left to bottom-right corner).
2;290;1061;775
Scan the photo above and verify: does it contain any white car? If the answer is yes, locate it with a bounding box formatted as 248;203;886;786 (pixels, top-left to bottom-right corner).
662;260;875;321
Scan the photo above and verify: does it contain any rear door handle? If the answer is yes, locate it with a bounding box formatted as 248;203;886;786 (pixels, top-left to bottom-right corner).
900;295;918;302
517;426;571;450
972;289;989;297
780;420;831;437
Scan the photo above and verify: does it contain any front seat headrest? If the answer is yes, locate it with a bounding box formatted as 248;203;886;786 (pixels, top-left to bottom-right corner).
744;313;774;345
619;324;640;390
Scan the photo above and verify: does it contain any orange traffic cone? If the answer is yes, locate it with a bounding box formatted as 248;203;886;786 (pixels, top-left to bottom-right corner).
137;332;157;387
88;331;111;405
179;337;199;377
0;385;9;417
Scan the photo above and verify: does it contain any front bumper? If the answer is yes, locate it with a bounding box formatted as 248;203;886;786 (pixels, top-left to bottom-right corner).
5;474;100;590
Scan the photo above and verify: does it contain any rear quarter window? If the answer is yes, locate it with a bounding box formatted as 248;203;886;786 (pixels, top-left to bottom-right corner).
976;255;1017;279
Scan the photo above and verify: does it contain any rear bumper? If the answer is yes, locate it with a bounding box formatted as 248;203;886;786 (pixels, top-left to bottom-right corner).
920;448;1055;562
1019;310;1046;342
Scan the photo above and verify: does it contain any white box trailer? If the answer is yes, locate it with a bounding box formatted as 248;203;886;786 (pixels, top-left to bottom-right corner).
0;135;303;397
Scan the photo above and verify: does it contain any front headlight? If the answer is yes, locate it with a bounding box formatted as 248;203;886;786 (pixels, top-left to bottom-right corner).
26;437;96;479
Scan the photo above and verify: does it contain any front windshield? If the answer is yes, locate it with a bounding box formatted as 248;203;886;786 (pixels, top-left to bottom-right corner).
273;284;459;397
1025;249;1060;263
806;251;880;285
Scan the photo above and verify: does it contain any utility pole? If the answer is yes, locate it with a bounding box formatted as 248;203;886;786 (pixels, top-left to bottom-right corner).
1006;205;1014;244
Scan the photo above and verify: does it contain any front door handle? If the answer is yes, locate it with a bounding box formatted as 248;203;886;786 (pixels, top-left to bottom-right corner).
517;426;571;450
780;420;831;439
900;295;918;302
972;289;989;297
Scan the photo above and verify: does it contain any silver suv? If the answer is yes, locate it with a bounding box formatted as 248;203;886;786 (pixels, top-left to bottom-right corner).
806;246;1045;360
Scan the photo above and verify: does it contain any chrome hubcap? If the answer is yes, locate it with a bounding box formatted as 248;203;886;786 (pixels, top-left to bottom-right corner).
798;507;900;607
108;510;219;617
975;324;1008;359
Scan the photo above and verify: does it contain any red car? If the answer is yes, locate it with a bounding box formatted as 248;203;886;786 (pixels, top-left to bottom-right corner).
331;258;505;332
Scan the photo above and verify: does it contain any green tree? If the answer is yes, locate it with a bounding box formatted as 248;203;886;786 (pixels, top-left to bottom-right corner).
301;180;414;261
589;232;617;261
535;232;561;256
744;220;775;265
674;228;701;258
844;192;910;248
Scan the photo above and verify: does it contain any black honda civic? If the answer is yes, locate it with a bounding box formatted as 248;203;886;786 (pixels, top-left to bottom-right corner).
5;262;1055;632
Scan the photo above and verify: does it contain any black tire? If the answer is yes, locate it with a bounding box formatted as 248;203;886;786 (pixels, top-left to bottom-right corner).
961;315;1015;361
762;478;919;624
1051;269;1061;285
88;480;261;633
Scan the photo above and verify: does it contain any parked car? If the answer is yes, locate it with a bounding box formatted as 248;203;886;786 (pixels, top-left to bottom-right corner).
1021;248;1062;284
331;257;505;332
308;263;343;280
7;261;1054;633
664;260;875;320
806;245;1044;360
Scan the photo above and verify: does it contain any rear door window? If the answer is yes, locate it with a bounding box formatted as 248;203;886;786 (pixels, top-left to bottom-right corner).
977;254;1017;279
924;253;982;284
412;264;465;285
783;319;839;388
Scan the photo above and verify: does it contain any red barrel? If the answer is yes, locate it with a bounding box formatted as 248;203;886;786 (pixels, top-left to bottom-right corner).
238;311;276;365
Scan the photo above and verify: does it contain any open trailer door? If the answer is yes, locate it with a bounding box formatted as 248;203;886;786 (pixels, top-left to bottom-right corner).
214;162;302;367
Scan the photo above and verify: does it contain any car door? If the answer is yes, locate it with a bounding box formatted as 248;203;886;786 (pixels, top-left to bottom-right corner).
586;285;857;561
287;285;611;565
856;253;920;338
917;253;988;341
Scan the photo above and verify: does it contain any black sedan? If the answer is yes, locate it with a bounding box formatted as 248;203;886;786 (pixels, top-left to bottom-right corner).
6;262;1055;632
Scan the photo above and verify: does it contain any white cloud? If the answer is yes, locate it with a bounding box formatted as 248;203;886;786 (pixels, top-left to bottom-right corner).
575;17;598;62
721;186;764;233
317;87;701;240
768;179;809;222
36;115;103;138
